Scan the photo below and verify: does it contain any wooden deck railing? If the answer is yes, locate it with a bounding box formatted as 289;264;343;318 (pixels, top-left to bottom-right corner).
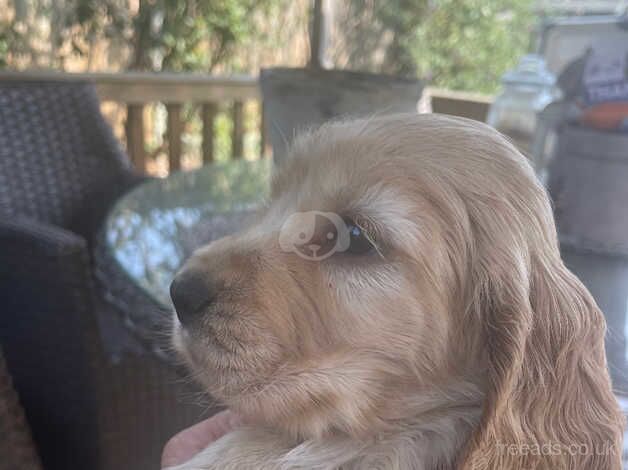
0;72;494;174
0;70;263;173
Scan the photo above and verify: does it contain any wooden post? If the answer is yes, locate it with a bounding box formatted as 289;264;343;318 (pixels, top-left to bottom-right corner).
125;104;146;171
260;100;267;159
166;103;183;172
259;100;273;158
231;100;244;159
309;0;330;69
201;103;217;164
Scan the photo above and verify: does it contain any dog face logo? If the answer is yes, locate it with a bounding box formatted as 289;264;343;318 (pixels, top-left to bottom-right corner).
279;211;350;260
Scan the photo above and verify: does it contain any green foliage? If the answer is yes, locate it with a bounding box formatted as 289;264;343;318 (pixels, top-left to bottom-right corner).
214;109;234;161
342;0;535;93
2;0;281;72
340;0;429;76
1;0;132;68
413;0;535;93
0;29;9;68
2;0;536;93
128;0;276;71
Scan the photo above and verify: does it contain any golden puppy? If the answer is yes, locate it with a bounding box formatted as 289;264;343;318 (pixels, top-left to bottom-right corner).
168;114;624;469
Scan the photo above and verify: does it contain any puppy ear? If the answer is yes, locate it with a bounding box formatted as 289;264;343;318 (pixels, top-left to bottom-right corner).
460;244;624;469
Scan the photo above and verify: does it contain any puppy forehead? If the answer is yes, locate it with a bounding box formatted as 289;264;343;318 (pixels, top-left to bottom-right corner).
265;154;421;241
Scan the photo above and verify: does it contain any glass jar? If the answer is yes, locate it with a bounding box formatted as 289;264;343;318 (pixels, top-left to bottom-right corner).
487;54;561;167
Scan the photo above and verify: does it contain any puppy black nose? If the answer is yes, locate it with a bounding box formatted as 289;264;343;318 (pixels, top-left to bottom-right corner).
170;269;215;326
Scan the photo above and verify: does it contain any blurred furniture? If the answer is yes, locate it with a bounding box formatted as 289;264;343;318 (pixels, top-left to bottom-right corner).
0;81;206;470
260;68;423;165
547;123;628;392
101;159;270;307
487;54;560;166
487;14;628;175
0;345;42;470
537;14;628;76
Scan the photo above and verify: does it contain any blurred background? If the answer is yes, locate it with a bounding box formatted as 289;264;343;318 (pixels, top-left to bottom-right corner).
2;1;628;469
0;0;567;173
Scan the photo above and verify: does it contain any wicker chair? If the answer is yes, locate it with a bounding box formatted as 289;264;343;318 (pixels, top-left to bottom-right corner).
0;81;207;470
0;345;42;470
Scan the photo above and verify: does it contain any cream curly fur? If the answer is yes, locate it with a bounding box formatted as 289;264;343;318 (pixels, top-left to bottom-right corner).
170;114;624;470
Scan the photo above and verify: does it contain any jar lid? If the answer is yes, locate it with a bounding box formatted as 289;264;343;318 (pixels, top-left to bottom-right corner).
502;54;557;87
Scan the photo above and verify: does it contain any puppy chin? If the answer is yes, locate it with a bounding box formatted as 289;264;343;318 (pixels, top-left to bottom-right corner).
172;317;211;383
172;317;262;406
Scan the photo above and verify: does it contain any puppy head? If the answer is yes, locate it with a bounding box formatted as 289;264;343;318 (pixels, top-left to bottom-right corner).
171;114;623;462
172;115;463;435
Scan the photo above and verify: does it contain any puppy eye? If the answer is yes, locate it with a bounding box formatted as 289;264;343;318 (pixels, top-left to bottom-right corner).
345;221;375;255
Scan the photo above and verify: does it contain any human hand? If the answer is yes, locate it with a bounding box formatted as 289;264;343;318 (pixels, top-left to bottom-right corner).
161;410;243;468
